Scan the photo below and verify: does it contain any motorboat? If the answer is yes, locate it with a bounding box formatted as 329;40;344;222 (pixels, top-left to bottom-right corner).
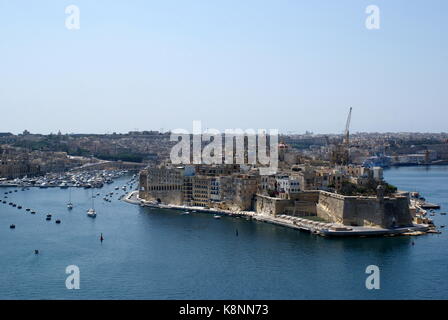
87;208;97;218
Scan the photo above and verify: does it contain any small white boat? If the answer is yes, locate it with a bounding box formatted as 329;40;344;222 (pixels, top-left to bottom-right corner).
67;189;73;210
181;211;190;215
213;215;221;219
87;208;96;218
87;189;96;217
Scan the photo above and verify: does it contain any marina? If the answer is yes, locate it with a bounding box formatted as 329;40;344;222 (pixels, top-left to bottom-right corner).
0;169;134;189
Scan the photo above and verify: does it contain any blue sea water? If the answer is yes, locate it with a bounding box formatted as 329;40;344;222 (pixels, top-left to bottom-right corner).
0;166;447;300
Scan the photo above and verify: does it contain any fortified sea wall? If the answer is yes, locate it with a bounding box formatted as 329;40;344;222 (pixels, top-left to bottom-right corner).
316;191;412;228
256;191;413;229
138;171;184;205
256;192;319;216
139;189;184;206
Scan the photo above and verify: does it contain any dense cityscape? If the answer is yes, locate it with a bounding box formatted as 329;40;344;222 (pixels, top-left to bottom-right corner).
2;129;448;180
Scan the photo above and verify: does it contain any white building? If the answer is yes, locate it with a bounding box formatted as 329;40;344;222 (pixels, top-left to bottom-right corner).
275;175;300;195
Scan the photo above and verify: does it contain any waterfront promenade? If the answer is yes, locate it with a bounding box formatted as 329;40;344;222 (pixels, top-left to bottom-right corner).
124;191;433;238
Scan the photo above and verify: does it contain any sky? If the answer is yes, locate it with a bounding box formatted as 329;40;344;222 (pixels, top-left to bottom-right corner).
0;0;447;134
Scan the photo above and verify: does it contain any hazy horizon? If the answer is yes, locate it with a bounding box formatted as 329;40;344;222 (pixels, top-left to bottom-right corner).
1;0;447;134
3;128;448;136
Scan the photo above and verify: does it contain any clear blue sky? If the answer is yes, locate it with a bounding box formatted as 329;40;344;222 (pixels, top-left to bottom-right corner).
0;0;446;134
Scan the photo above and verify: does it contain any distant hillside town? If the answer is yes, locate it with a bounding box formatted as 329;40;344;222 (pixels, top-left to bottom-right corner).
1;129;448;180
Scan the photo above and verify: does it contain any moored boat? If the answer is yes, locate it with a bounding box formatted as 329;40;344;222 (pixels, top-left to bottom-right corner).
87;208;96;218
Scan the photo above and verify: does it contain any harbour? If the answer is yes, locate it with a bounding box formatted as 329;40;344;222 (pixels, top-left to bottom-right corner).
1;165;448;299
0;169;136;189
1;0;446;304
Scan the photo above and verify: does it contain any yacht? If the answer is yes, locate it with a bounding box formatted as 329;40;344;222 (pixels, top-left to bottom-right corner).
87;189;97;218
87;208;96;218
67;188;73;210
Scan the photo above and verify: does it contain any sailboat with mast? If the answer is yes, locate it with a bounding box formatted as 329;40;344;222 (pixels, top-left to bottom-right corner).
67;188;73;210
87;188;96;218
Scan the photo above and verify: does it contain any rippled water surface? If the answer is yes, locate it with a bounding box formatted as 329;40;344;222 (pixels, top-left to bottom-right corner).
1;166;447;299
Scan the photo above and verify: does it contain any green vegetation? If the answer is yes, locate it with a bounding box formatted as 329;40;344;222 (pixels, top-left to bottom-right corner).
339;181;397;197
11;135;148;163
302;215;329;222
